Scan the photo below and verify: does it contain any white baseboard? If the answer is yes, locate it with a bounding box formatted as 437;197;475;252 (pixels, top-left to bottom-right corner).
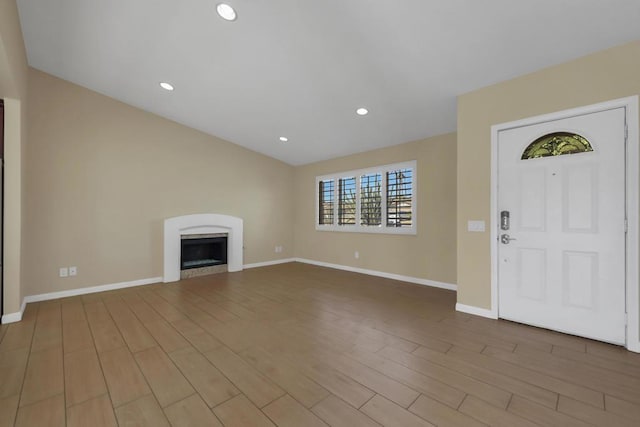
1;299;27;324
24;277;163;304
294;258;457;291
1;276;163;324
243;258;296;269
455;303;498;319
628;340;640;353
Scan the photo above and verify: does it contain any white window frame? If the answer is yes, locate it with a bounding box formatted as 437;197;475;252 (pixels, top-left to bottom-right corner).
315;160;417;235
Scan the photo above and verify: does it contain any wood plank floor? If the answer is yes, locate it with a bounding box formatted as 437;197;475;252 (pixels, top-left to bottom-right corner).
1;262;640;426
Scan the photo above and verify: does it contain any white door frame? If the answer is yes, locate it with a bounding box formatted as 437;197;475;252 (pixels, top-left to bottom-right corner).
490;96;640;352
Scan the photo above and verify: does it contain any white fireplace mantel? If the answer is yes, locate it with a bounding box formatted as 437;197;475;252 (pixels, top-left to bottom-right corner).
164;214;243;282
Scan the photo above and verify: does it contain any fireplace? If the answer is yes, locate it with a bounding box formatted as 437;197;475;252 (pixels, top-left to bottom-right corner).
179;233;228;278
163;214;243;283
181;235;227;270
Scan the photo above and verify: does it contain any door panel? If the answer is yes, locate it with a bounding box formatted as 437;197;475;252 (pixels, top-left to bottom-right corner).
517;248;546;301
563;163;598;233
498;107;626;345
563;251;597;309
518;168;546;231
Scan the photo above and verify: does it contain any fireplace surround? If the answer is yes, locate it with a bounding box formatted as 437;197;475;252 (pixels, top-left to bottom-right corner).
164;214;243;283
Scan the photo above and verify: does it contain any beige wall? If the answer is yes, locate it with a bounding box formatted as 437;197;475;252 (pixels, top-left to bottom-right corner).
24;69;294;297
0;0;28;98
457;41;640;309
0;0;29;315
293;133;457;285
27;64;457;301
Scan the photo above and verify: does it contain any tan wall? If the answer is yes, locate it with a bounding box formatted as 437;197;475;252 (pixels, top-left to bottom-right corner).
0;0;28;98
457;40;640;309
0;0;29;315
293;133;457;285
2;99;24;315
24;69;294;297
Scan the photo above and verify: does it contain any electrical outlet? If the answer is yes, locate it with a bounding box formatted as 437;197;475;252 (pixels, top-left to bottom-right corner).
59;267;68;278
354;251;359;259
274;246;283;253
69;266;77;276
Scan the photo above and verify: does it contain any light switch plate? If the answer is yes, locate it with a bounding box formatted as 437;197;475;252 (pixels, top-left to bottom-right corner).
467;220;486;232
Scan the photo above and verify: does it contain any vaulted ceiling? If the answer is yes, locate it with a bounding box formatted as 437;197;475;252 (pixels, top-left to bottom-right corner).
17;0;640;165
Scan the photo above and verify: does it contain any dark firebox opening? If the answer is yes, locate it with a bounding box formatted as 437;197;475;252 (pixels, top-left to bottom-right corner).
180;237;227;270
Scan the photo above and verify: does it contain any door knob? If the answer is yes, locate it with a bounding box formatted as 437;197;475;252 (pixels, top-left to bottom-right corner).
501;234;517;244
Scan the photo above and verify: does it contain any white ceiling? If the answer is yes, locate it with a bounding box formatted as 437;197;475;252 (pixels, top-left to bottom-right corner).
16;0;640;165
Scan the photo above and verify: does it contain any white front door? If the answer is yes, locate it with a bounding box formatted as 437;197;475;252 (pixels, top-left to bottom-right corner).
497;107;626;344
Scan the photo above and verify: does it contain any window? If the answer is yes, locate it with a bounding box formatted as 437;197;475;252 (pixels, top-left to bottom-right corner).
361;173;382;226
318;179;334;225
315;161;417;234
386;168;413;227
338;177;356;225
522;132;593;160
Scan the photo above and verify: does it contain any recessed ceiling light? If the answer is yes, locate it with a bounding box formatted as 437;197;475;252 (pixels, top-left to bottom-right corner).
159;82;174;91
279;136;289;142
356;107;369;116
216;3;237;21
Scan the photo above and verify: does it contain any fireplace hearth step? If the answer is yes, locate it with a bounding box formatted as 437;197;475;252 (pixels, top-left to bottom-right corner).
183;259;224;268
180;264;228;279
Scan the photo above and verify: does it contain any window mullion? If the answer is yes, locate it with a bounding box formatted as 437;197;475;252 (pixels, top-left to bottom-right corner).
316;180;320;226
333;179;339;227
355;175;361;229
381;171;388;229
336;179;340;226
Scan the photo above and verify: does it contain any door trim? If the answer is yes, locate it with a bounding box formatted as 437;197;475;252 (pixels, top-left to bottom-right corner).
490;96;639;352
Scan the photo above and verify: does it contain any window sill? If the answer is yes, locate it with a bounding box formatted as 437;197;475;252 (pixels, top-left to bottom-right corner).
315;225;417;235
